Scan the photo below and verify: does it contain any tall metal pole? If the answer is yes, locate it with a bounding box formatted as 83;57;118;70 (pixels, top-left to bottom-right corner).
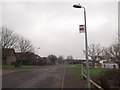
36;47;40;66
83;7;91;88
73;4;91;88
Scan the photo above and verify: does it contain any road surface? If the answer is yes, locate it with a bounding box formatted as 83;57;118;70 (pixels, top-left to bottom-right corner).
2;64;66;88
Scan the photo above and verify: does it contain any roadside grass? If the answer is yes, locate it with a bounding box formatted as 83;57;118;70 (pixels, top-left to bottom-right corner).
2;65;41;70
72;64;109;78
72;64;82;78
89;67;109;78
72;64;119;88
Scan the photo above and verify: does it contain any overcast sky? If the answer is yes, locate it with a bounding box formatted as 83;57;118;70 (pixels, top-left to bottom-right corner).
2;1;118;59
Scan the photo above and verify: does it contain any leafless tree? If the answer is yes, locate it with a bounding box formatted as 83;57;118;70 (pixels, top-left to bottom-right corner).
18;37;34;52
47;54;57;65
101;47;111;61
67;55;73;60
1;26;19;49
108;43;120;67
84;44;103;67
57;55;64;64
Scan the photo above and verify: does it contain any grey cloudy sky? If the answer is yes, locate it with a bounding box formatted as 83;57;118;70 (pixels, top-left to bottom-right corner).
2;1;118;59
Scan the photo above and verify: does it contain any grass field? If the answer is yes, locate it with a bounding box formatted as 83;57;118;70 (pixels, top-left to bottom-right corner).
72;64;109;78
2;65;41;70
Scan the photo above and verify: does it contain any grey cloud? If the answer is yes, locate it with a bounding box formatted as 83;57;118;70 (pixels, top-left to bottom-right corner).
2;2;118;59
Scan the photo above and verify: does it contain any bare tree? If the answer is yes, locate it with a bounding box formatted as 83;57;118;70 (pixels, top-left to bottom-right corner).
1;26;34;53
108;43;120;67
67;55;73;60
57;55;64;64
18;37;34;52
1;26;19;49
101;46;114;63
47;55;57;65
84;44;103;67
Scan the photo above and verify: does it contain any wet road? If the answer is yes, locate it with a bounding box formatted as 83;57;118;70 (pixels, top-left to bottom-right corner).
2;64;66;88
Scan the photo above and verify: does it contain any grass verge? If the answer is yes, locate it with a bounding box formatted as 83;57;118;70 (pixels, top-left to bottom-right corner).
72;64;109;78
89;67;109;78
72;64;82;78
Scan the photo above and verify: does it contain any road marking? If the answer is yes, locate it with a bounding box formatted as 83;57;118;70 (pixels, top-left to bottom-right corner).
61;68;65;88
44;69;49;71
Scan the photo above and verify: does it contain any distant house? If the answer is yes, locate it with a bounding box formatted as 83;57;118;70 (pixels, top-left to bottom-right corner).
63;59;83;64
16;52;39;65
99;60;107;63
16;52;48;65
63;59;73;64
101;63;119;69
99;60;119;69
94;60;119;69
2;48;17;65
95;62;102;68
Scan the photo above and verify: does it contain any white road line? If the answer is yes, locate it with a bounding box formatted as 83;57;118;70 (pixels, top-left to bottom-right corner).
44;69;49;71
61;68;65;88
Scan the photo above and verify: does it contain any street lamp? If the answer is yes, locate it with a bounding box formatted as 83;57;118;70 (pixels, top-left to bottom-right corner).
37;47;40;55
73;3;91;88
36;47;40;65
37;47;40;58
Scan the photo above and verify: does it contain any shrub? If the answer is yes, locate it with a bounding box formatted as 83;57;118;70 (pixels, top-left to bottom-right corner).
95;69;120;89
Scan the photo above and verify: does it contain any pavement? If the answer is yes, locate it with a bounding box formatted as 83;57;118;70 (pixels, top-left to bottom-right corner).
2;70;19;75
2;64;85;88
63;65;85;88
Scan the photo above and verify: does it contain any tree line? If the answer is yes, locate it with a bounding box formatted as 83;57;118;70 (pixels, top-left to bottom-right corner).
86;42;120;67
1;26;119;66
1;26;74;65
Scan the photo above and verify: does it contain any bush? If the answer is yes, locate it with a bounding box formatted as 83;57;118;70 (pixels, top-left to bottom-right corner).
11;62;15;65
95;69;120;89
15;60;22;67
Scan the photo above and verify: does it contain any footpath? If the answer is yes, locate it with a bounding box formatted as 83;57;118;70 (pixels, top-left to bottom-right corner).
2;70;18;75
63;65;85;88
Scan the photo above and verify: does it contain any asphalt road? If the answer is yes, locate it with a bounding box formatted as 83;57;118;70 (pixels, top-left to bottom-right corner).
2;64;66;88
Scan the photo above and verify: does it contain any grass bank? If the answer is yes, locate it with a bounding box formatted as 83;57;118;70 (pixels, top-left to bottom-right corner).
72;64;120;88
89;67;109;78
72;64;82;78
72;64;109;78
2;65;41;70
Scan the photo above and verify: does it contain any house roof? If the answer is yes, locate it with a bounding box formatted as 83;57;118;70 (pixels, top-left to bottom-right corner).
2;48;16;58
16;52;41;60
